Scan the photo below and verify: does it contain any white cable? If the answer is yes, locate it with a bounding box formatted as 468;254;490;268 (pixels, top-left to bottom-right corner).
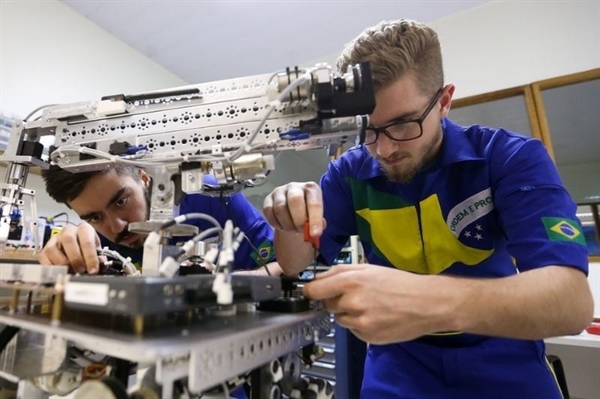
212;220;235;304
50;145;225;167
204;247;219;265
158;214;222;277
221;383;230;399
160;238;220;277
168;212;222;231
213;272;233;305
176;227;222;260
226;71;312;163
23;104;57;122
232;230;245;253
97;247;139;276
190;227;222;246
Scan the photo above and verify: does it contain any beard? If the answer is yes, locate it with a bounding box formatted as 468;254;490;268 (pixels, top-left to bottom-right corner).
115;229;145;249
380;155;423;184
131;236;145;249
376;124;443;183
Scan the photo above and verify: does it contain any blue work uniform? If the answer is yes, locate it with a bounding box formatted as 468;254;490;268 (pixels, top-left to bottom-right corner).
317;119;589;399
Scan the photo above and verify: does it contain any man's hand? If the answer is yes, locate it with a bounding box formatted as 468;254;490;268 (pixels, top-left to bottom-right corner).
303;264;449;344
37;223;102;274
263;182;327;275
304;264;595;344
263;182;325;237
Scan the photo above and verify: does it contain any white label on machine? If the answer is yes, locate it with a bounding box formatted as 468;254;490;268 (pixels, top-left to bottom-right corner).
65;282;109;306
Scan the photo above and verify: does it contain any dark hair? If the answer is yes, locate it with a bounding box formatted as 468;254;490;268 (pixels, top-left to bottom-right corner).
337;19;444;96
41;164;142;205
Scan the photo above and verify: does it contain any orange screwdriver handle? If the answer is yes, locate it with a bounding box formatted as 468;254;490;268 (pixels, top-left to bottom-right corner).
303;222;320;249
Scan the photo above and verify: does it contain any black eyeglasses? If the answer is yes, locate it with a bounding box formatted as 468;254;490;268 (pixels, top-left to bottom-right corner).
363;88;443;145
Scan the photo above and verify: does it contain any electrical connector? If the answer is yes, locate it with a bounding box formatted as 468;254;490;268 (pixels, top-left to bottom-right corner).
212;273;233;305
204;247;219;264
144;231;161;250
159;257;180;278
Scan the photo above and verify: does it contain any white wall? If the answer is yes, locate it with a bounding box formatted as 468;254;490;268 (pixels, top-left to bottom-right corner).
433;0;599;98
1;0;187;117
1;0;187;222
310;0;599;99
558;162;600;204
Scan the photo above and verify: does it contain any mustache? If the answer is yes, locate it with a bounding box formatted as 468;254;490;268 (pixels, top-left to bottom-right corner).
376;153;408;163
115;227;132;244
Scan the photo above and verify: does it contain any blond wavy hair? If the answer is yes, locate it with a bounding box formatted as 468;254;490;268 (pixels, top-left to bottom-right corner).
337;19;444;96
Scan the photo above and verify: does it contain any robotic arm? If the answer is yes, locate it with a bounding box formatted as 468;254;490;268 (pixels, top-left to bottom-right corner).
0;62;375;263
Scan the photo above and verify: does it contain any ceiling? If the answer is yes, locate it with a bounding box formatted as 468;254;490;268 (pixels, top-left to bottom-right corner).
61;0;491;84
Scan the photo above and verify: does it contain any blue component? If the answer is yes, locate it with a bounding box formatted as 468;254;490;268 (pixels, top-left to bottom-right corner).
279;129;310;141
9;209;21;222
125;145;148;155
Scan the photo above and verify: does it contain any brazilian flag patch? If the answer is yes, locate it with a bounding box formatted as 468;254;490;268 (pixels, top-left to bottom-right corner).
541;217;586;245
251;239;275;266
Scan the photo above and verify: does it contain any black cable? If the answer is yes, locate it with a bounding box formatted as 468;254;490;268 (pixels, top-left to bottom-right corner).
241;234;271;275
110;358;135;388
220;195;272;275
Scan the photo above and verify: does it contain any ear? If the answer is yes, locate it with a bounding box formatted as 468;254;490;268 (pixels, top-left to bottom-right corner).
439;84;455;119
139;169;151;188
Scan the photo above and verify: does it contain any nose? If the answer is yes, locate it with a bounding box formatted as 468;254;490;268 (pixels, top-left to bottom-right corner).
106;215;128;236
374;133;399;159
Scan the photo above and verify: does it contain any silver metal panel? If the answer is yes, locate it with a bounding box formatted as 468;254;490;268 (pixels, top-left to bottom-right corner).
1;264;68;284
0;309;330;394
0;325;67;379
188;310;330;393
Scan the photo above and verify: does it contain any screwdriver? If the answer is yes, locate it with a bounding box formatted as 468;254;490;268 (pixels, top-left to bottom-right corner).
304;222;320;277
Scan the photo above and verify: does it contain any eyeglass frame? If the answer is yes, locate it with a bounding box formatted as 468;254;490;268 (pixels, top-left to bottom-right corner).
363;87;444;145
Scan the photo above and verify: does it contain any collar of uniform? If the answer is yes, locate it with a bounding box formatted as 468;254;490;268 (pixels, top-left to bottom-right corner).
437;118;485;167
354;118;485;180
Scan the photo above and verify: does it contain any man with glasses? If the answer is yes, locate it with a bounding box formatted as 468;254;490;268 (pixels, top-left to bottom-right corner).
263;19;593;398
